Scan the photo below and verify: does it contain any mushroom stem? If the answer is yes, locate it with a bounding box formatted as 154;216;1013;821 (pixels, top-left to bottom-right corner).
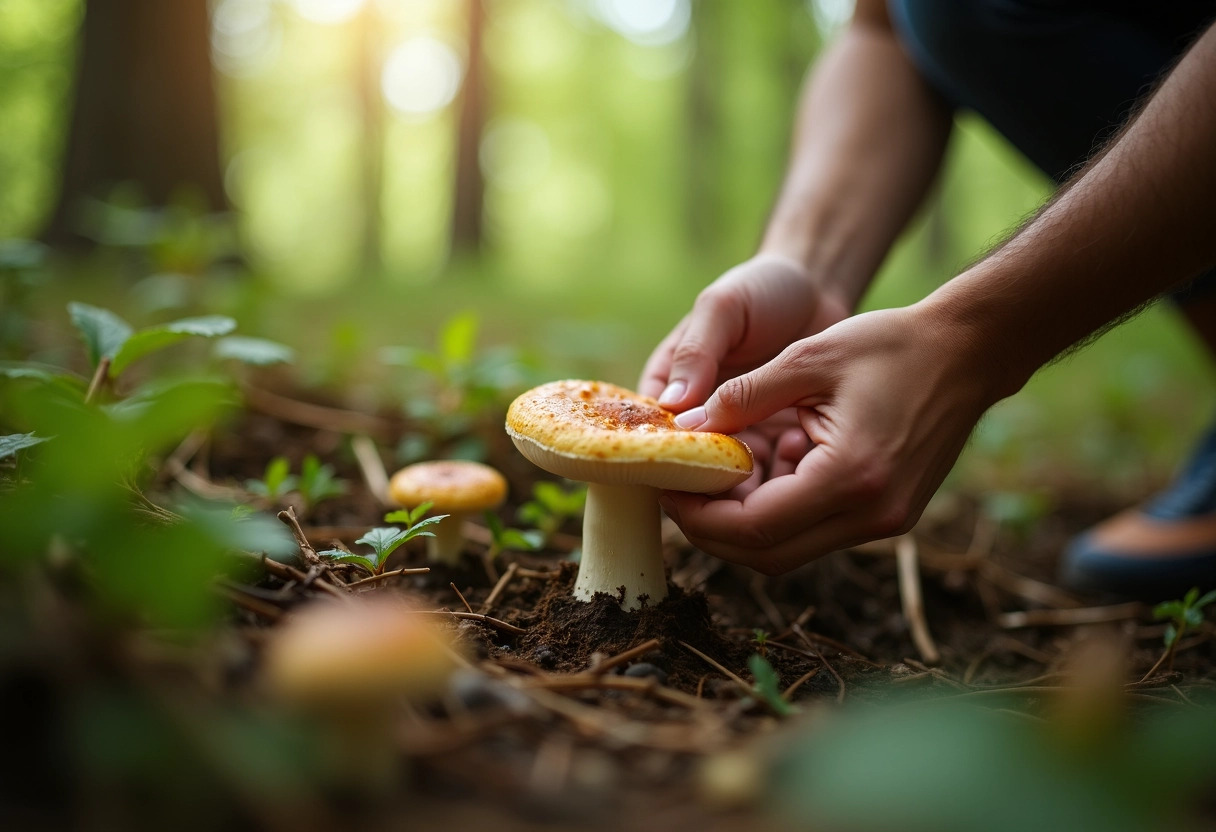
427;513;467;566
575;483;668;610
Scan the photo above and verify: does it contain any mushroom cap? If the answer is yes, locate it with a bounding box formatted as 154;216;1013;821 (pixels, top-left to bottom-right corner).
506;380;753;493
264;596;457;704
388;460;507;512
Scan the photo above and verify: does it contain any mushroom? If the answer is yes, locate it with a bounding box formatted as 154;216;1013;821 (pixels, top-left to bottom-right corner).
506;380;752;611
388;460;507;566
263;594;458;786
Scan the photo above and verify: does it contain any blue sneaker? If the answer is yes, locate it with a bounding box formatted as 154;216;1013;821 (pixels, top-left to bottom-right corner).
1061;422;1216;601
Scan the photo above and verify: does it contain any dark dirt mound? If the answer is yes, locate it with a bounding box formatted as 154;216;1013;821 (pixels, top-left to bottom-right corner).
505;563;768;692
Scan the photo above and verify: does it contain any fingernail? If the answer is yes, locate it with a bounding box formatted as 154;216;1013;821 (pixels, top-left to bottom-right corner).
658;380;686;406
674;406;707;430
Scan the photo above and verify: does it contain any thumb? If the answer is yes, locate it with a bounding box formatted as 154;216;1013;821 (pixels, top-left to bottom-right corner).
674;344;821;435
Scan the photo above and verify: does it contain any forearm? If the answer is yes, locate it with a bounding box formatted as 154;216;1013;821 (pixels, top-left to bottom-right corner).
926;22;1216;401
761;12;952;310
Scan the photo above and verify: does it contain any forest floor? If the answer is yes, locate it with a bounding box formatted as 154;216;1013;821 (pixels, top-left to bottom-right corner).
191;389;1216;831
9;381;1215;832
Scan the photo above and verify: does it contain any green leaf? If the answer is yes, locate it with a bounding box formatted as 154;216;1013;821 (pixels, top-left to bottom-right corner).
68;302;133;367
297;454;345;505
499;529;544;551
405;515;447;533
486;511;504;538
1195;589;1216;610
356;527;409;559
110;315;237;377
439;312;479;365
0;432;50;460
1164;623;1179;648
0;361;87;390
385;502;434;526
177;500;295;560
1183;607;1204;628
749;653;794;717
213;336;296;366
1183;587;1199;607
1153;601;1184;621
318;550;378;574
517;502;547;526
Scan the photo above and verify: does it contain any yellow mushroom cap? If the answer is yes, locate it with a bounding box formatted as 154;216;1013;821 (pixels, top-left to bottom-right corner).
505;380;753;493
264;596;457;704
388;460;507;512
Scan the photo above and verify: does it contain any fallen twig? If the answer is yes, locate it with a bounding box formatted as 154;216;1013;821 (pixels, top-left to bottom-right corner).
481;562;519;612
450;582;475;614
793;625;846;703
589;638;661;676
277;506;323;569
678;640;753;696
350;434;391;506
241;384;395;437
84;356;111;404
413;609;526;635
781;667;822;701
344;566;430;588
998;602;1144;629
896;534;940;665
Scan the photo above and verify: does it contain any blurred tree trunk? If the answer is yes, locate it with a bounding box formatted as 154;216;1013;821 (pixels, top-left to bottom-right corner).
44;0;225;246
356;4;383;273
450;0;486;254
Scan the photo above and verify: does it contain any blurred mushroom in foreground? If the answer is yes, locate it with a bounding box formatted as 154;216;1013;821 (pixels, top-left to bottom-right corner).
263;594;459;788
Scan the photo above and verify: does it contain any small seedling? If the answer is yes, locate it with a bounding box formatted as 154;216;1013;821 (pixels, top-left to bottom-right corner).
296;454;347;514
246;457;297;501
748;653;794;718
245;454;347;516
517;480;587;542
484;512;544;563
321;504;449;576
751;629;770;658
1150;587;1216;673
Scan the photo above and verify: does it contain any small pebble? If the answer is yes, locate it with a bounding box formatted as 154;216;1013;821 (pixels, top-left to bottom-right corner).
533;645;558;669
623;662;668;685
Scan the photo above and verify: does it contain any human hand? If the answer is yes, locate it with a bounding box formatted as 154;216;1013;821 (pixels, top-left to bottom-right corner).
638;253;851;411
660;305;1005;574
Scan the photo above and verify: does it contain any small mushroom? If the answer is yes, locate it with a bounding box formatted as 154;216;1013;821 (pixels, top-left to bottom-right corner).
264;595;456;705
506;380;752;611
388;460;508;566
263;595;458;787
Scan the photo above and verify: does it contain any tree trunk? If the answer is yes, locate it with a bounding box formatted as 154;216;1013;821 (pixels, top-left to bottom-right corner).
44;0;225;246
356;4;384;273
450;0;486;255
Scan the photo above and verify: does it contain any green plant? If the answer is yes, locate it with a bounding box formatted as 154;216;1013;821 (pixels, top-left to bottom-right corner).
0;376;293;629
70;302;236;382
751;629;770;658
296;454;347;514
516;480;587;541
748;653;793;718
246;457;297;501
382;311;537;463
1151;587;1216;673
319;504;447;576
484;512;544;563
244;454;347;515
